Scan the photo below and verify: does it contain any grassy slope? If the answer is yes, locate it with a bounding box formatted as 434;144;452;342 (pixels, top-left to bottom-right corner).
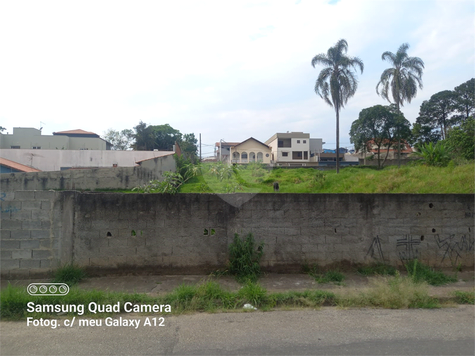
179;163;474;194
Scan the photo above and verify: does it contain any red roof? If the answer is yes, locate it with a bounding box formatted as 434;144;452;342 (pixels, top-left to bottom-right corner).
0;158;41;172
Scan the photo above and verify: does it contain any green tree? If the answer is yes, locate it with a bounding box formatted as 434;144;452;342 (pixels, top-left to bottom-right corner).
376;43;424;166
132;122;182;151
132;121;155;150
414;90;457;141
350;105;410;169
445;117;475;161
453;78;475;122
179;133;199;163
102;128;134;150
312;39;364;173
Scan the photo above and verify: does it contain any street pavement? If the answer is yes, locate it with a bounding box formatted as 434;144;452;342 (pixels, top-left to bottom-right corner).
1;272;474;355
1;307;474;355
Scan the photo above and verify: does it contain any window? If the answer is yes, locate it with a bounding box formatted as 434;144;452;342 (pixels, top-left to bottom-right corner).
297;140;300;144
266;153;269;157
303;140;306;144
292;151;303;160
11;146;20;149
32;146;41;149
304;151;308;159
282;152;288;157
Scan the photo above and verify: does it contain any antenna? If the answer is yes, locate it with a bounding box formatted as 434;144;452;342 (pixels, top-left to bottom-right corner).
39;122;45;131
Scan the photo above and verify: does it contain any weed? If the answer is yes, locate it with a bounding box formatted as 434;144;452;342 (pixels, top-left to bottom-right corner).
228;233;264;283
337;274;440;309
453;290;475;304
305;265;345;284
53;264;87;286
237;281;268;307
357;263;397;276
313;271;345;284
405;260;457;286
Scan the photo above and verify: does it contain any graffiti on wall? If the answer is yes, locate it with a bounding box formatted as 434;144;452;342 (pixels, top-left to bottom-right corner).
397;235;421;261
436;234;474;265
366;236;385;261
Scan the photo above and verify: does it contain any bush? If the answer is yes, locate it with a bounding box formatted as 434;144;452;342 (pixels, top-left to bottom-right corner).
53;264;87;286
414;141;451;167
228;233;264;283
405;260;457;286
358;263;397;276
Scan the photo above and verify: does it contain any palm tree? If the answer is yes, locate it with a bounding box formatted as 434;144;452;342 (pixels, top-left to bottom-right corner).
376;43;424;166
312;39;364;173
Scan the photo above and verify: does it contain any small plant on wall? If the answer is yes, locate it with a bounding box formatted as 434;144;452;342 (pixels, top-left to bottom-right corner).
228;233;264;283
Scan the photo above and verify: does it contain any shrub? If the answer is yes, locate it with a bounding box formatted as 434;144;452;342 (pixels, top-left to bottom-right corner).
53;264;87;286
404;259;457;286
414;141;451;167
357;263;397;276
228;233;264;283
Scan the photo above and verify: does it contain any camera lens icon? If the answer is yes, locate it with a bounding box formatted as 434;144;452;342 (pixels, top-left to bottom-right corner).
27;283;69;296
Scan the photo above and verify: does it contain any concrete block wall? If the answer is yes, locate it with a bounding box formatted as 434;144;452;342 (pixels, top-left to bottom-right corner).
1;191;473;277
0;166;162;192
0;190;63;277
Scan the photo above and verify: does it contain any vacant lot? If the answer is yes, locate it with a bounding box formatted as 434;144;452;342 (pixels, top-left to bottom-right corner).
178;162;474;194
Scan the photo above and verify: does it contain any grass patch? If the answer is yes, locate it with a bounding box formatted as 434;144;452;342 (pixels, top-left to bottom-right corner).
227;233;264;283
304;264;345;284
337;274;440;309
357;263;397;276
453;290;475;304
53;264;87;286
3;277;470;320
176;162;474;194
405;260;457;286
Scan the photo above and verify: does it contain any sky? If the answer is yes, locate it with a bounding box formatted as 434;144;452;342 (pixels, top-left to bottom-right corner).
1;0;473;157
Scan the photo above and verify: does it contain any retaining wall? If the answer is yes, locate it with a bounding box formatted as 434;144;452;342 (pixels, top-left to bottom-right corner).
0;159;174;192
0;191;473;277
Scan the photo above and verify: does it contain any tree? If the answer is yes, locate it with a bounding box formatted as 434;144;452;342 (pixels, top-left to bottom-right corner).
131;122;198;163
132;121;155;150
350;105;411;169
312;39;364;173
453;78;475;122
102;128;134;150
445;117;475;161
132;122;182;151
376;43;424;166
180;133;199;163
414;90;456;141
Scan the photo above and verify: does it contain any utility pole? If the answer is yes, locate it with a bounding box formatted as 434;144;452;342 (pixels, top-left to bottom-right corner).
199;133;202;162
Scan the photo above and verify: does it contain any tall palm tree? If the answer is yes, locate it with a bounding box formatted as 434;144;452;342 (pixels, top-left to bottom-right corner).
376;43;424;166
312;39;364;173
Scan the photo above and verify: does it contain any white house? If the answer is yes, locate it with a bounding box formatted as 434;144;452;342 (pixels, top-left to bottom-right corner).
265;132;323;164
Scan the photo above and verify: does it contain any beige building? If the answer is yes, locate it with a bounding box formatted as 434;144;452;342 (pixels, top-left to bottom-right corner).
265;132;323;164
229;138;272;164
0;128;112;150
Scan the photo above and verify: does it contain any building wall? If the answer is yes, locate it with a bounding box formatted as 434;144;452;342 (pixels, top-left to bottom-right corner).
0;128;108;150
0;154;176;192
231;140;272;164
0;149;173;172
1;192;472;277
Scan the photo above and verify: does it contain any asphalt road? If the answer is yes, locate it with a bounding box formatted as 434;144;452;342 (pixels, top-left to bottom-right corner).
1;306;474;355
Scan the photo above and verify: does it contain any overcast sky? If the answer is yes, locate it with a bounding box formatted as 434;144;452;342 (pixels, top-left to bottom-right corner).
1;0;473;156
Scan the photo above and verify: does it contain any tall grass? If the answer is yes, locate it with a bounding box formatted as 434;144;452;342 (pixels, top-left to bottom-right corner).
178;162;474;194
337;274;440;309
2;276;463;320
